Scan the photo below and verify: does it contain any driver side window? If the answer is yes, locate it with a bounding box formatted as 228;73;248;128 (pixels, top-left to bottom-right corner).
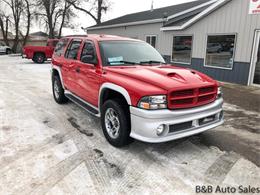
81;41;97;64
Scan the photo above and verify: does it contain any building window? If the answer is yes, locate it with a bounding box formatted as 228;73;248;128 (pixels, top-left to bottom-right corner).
172;36;192;64
205;35;235;69
146;35;156;48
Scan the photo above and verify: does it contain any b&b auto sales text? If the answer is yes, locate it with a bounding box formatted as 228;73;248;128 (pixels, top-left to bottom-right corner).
196;185;260;194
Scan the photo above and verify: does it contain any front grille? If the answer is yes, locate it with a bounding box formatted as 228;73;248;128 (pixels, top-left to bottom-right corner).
168;86;217;109
168;113;219;134
169;121;193;133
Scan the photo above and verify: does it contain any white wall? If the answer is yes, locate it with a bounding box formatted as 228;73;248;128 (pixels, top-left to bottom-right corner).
89;0;260;63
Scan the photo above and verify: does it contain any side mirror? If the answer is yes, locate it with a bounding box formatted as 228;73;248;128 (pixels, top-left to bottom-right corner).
81;54;97;65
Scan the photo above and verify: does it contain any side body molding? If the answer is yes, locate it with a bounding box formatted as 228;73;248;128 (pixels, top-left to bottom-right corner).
99;83;132;111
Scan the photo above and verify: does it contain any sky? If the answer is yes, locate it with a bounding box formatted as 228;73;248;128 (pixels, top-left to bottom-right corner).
32;0;198;35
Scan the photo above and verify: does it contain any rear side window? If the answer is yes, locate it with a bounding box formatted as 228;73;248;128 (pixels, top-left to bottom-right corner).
54;39;68;56
65;40;81;60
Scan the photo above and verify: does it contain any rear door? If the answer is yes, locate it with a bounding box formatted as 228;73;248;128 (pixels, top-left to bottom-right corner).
76;40;101;106
62;39;82;94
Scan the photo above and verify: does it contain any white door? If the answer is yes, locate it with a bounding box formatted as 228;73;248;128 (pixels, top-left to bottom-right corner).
249;30;260;85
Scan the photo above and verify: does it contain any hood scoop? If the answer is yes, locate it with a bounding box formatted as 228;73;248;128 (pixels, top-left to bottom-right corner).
167;72;186;83
190;70;206;82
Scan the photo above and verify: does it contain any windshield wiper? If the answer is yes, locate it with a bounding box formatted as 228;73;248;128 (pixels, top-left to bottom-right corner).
139;60;166;65
108;60;137;65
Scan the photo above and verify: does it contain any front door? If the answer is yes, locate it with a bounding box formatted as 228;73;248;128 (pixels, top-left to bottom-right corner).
253;39;260;84
77;41;101;107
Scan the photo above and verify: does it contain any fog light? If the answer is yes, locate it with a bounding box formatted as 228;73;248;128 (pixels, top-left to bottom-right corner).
156;124;166;136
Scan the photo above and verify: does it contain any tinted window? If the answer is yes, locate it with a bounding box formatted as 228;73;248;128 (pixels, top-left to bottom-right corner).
81;42;97;64
206;35;235;69
81;42;95;60
99;41;165;66
54;39;68;56
172;36;192;64
65;40;81;60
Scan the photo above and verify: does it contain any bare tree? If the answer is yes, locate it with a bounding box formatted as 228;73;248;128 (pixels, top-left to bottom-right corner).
35;0;60;38
0;0;34;49
36;0;75;38
1;0;24;52
58;0;74;38
68;0;111;25
0;13;10;46
22;0;33;46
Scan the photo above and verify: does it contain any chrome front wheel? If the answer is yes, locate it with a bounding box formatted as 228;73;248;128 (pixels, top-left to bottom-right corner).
105;108;120;139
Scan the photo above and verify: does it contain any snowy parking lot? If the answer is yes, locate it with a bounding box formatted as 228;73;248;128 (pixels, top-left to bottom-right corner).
0;55;259;195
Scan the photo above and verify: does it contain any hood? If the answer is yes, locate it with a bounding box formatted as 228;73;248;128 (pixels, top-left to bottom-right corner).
104;65;217;91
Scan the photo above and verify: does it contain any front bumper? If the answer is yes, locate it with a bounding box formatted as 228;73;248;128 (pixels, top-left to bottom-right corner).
130;98;224;143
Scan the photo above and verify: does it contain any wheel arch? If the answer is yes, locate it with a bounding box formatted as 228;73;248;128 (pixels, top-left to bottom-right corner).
52;65;65;89
99;83;132;111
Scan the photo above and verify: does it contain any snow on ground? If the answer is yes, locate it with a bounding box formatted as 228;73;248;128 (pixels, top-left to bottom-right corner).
0;56;259;195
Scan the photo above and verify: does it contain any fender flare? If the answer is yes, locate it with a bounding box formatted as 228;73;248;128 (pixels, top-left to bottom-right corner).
51;65;65;89
98;83;132;110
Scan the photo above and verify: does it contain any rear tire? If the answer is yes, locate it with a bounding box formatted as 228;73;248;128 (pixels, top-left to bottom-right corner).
52;74;68;104
101;99;132;147
33;53;45;64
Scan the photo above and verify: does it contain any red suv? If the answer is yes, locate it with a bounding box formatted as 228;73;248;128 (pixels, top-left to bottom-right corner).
51;35;224;147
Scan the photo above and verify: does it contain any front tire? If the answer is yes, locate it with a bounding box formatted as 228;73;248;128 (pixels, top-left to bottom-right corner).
52;75;68;104
101;99;132;147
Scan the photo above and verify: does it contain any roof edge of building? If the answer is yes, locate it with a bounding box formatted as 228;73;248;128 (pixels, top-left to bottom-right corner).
87;0;218;31
160;0;232;31
87;18;163;30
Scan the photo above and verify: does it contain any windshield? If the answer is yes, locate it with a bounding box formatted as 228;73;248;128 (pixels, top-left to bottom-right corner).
99;41;165;66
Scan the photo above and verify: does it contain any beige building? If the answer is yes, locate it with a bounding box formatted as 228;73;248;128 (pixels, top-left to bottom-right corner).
88;0;260;86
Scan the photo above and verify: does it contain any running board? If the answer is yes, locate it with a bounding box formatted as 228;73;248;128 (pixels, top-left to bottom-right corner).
65;92;100;117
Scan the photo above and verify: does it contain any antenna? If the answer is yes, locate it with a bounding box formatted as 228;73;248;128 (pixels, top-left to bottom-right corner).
151;0;154;12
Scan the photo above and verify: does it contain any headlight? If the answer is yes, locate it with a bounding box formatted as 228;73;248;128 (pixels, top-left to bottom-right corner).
217;86;222;98
138;95;167;110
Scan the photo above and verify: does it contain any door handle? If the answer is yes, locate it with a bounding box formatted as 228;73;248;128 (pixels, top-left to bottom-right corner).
75;67;80;73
